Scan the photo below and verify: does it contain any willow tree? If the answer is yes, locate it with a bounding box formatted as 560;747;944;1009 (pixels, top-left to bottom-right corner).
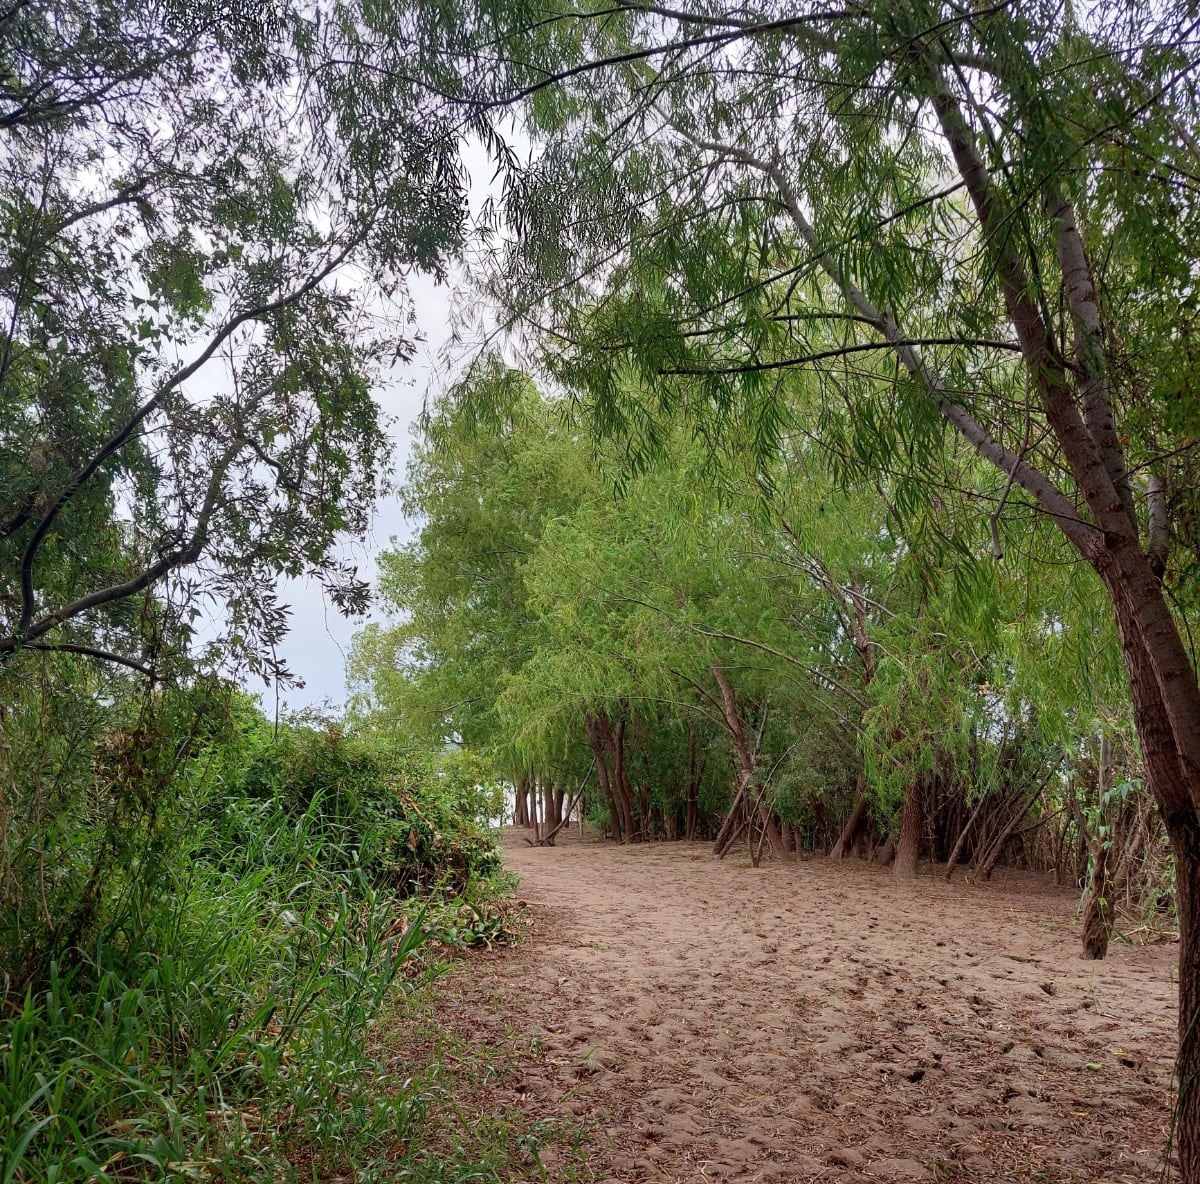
409;0;1200;1165
347;361;599;822
501;445;806;846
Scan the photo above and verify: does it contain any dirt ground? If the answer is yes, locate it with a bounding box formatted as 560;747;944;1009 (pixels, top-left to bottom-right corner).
432;827;1179;1182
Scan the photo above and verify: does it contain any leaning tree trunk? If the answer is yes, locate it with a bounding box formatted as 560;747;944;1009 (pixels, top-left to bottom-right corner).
1100;564;1200;1175
713;782;749;859
945;788;991;882
710;664;786;860
893;778;924;879
976;775;1049;883
830;773;869;859
1095;557;1200;1176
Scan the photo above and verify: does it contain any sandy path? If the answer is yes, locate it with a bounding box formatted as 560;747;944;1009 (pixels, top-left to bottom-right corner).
436;828;1178;1182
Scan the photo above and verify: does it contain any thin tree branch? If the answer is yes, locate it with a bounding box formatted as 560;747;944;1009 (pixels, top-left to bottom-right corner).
688;132;1104;560
23;642;153;676
4;441;242;656
695;625;870;709
660;336;1023;375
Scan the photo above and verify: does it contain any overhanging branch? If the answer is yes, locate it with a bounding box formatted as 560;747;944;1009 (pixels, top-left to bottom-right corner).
661;336;1022;376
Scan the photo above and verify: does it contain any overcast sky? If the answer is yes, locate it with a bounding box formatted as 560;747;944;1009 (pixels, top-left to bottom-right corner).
271;273;456;714
270;143;503;716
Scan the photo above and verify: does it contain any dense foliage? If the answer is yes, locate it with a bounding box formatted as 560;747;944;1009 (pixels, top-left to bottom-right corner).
6;0;1200;1175
353;2;1200;1166
0;669;504;1182
354;361;1147;885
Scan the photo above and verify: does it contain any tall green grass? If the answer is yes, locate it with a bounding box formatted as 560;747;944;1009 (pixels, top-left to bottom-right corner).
0;677;515;1183
0;792;435;1183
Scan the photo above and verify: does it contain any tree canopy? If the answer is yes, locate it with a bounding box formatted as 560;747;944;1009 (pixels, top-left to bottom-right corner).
0;0;471;681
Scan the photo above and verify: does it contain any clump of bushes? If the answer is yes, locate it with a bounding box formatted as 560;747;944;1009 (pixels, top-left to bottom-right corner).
229;724;503;895
0;668;508;1183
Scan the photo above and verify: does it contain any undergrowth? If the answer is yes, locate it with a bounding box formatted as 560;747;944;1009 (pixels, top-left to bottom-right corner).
0;680;518;1183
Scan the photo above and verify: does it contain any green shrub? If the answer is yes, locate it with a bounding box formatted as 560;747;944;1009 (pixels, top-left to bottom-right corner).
0;672;509;1183
228;726;502;895
0;791;430;1183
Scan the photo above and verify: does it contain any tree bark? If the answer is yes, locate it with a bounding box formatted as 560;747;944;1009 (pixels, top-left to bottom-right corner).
830;773;869;859
1081;734;1115;959
1172;817;1200;1178
894;778;924;879
1080;840;1113;959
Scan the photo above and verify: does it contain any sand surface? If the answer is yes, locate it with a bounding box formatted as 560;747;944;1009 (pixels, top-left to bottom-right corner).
434;827;1179;1181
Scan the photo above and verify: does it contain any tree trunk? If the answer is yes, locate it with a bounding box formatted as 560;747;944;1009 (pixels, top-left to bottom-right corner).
1080;841;1113;959
831;773;868;859
976;779;1048;882
945;789;990;881
1100;571;1200;1176
1110;811;1150;903
756;805;787;860
1081;734;1116;959
585;714;622;843
1171;818;1200;1178
711;665;785;858
685;724;699;841
713;783;748;858
894;778;924;879
611;713;638;842
637;781;651;837
529;779;540;845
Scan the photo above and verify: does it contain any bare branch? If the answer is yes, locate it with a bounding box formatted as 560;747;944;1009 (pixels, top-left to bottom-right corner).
660;336;1023;376
23;642;154;676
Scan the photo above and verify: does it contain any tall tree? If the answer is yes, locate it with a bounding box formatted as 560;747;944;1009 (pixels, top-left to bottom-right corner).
0;0;468;681
409;0;1200;1166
